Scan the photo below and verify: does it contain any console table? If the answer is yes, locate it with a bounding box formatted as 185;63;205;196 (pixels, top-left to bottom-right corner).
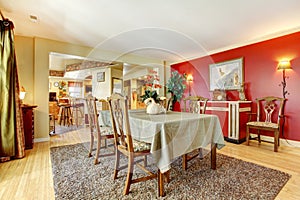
21;104;38;149
206;101;251;143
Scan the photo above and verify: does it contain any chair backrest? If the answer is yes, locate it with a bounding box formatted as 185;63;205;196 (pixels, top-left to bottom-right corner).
166;97;172;111
85;96;101;135
158;97;167;108
107;93;134;152
183;96;209;114
158;97;172;111
256;96;286;124
98;98;109;110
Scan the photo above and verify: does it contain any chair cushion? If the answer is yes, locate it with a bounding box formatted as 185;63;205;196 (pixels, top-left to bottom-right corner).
132;139;151;152
247;121;278;129
101;127;114;135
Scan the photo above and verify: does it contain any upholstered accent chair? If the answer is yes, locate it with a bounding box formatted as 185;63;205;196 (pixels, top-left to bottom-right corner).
182;95;209;170
107;93;157;195
85;96;114;164
246;96;286;152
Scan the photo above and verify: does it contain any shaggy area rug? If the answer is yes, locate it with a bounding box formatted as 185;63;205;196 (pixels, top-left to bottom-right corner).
50;143;291;200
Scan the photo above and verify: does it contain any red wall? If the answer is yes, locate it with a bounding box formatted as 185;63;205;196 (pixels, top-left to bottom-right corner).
172;31;300;142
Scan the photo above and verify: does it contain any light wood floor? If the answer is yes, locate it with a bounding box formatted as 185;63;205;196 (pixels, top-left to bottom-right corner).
0;127;300;200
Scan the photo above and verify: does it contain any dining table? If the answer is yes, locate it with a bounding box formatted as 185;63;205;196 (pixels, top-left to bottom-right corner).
128;110;226;197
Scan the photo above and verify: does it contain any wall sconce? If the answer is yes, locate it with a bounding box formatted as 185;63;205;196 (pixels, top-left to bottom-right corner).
186;74;193;96
277;60;292;98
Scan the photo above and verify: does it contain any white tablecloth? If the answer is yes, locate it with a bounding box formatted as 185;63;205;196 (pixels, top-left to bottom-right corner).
129;111;225;173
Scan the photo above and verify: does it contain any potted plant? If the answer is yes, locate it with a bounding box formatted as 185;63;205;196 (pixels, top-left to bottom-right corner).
166;70;186;111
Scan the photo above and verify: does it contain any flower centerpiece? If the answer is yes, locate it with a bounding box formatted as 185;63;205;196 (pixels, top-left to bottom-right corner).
140;69;162;103
140;69;166;114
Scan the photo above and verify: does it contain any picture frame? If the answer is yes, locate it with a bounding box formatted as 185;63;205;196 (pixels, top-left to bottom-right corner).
97;72;105;82
112;77;123;94
209;57;244;91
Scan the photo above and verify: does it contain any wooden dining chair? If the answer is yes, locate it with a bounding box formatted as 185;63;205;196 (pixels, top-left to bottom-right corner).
107;93;158;195
246;96;286;152
85;96;114;164
183;95;208;113
182;95;209;170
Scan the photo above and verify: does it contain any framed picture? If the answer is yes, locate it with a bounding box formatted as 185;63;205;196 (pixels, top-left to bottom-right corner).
209;57;244;91
97;72;105;82
112;77;123;94
85;85;92;93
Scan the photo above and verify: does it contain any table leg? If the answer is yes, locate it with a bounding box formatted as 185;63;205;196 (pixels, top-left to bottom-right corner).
211;143;216;170
158;170;165;197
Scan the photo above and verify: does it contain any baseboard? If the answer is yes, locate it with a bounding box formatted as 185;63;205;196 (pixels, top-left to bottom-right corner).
34;137;50;143
250;134;300;148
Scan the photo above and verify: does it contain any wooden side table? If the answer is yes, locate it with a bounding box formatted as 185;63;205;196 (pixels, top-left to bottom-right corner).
21;104;38;149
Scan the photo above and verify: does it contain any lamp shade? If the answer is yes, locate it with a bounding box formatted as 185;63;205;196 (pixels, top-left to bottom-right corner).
20;92;26;100
277;60;292;70
186;74;193;81
20;86;26;100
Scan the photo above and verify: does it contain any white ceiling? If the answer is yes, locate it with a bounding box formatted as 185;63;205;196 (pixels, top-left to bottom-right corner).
1;0;300;63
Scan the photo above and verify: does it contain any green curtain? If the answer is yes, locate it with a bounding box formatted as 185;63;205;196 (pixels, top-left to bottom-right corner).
0;14;25;161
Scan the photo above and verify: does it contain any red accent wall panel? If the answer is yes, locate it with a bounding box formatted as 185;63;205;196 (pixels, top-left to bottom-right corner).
172;31;300;142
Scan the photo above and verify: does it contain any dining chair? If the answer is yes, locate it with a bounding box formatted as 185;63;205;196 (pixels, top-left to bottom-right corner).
182;95;209;170
107;93;158;195
85;96;114;164
183;95;208;113
246;96;286;152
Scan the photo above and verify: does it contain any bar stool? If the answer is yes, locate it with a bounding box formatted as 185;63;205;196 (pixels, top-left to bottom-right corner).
57;103;73;126
70;98;84;127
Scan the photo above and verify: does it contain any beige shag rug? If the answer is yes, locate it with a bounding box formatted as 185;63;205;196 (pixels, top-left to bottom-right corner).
50;143;291;200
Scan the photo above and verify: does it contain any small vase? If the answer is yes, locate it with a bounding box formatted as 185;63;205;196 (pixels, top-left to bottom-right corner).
239;91;246;101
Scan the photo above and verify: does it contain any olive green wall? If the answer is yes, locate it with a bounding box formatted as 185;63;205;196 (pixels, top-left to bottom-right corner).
15;36;34;105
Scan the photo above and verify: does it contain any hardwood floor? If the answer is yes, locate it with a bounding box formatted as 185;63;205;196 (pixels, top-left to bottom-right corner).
0;127;300;200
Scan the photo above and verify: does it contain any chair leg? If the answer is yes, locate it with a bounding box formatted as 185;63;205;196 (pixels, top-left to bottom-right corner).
258;130;261;143
123;155;134;195
68;108;73;126
246;126;250;145
274;131;279;152
88;130;94;157
94;131;101;165
57;107;63;125
62;108;65;126
198;148;203;160
74;107;78;127
113;150;120;180
143;155;147;167
182;154;188;170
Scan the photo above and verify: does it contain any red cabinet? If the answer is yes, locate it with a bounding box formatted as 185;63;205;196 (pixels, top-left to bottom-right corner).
22;105;38;149
206;101;251;143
